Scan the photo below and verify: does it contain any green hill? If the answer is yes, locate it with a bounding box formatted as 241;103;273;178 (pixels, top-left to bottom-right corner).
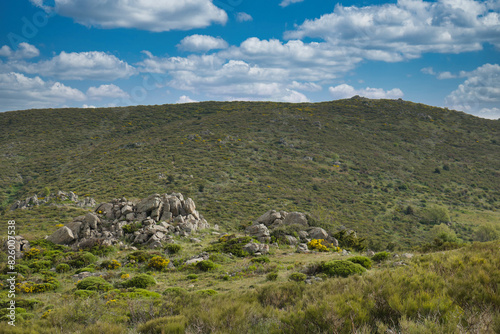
1;98;499;249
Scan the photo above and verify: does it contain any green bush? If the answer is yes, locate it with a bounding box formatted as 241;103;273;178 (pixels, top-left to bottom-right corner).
122;222;141;234
13;264;31;275
205;236;252;257
28;260;52;271
120;288;161;299
75;266;95;274
289;272;307;282
123;274;156;289
136;315;186;334
196;289;218;296
76;277;112;292
251;256;270;264
320;260;366;278
372;251;390;262
347;256;372;269
147;256;169;270
126;250;157;263
257;282;304;308
266;272;278;281
67;252;98;268
99;260;121;270
74;289;97;298
55;263;70;273
163;287;188;296
420;205;450;224
29;239;66;251
165;244;182;254
187;274;198;280
196;260;217;272
332;230;367;251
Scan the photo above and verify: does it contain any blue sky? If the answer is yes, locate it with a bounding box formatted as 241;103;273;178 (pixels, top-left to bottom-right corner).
0;0;499;119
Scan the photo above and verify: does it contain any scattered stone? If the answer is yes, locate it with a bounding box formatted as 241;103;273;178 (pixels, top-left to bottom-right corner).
401;253;414;259
242;242;269;255
366;250;376;257
10;191;96;211
246;224;270;243
308;227;328;240
285;235;298;245
296;243;309;253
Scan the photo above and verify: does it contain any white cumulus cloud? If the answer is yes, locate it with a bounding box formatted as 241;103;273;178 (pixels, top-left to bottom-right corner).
0;43;40;59
176;95;199;103
31;0;227;31
0;72;85;111
177;35;229;52
446;63;500;119
2;51;136;80
236;12;253;22
285;0;500;61
280;0;305;8
329;84;404;100
87;84;129;99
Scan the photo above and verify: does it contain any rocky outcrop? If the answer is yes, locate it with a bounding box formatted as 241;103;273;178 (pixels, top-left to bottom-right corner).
242;242;269;255
3;236;30;260
46;193;209;248
246;224;270;243
10;191;96;210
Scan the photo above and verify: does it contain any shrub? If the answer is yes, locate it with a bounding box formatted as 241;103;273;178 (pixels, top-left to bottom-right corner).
420;205;450;224
266;272;278;281
67;252;98;268
165;244;182;254
28;260;52;271
289;272;307;282
196;289;218;296
23;248;41;259
347;256;372;269
147;256;169;270
55;263;70;273
13;264;31;275
136;315;186;334
307;239;331;252
163;287;188;296
74;290;97;298
257;282;304;308
123;274;156;289
372;251;390;262
320;260;366;278
120;288;161;299
333;230;367;251
75;266;95;274
122;222;141;234
251;256;270;264
196;260;216;272
127;250;157;263
208;253;232;263
29;239;65;251
77;238;115;257
76;277;113;291
100;260;121;270
187;274;198;280
205;236;252;257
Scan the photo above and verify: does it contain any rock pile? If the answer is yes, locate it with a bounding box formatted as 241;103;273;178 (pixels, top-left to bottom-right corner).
247;209;339;252
10;191;96;210
46;193;209;249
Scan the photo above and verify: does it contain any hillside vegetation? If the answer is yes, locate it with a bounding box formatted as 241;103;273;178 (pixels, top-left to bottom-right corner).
0;98;499;248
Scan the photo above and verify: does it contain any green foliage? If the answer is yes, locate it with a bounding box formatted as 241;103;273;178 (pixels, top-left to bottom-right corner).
55;263;70;273
122;222;141;234
372;251;390;262
163;287;188;296
76;239;115;257
474;223;499;242
165;243;182;254
289;272;307;282
251;256;270;264
120;288;161;299
76;277;112;292
420;205;451;224
196;260;216;272
136;315;186;334
147;256;169;270
123;274;156;289
266;272;278;281
320;260;366;277
186;274;198;280
99;259;121;270
67;252;98;268
29;239;66;251
205;236;252;257
347;256;372;269
126;250;158;263
257;282;304;308
196;289;218;296
333;230;367;251
74;289;97;298
27;260;52;272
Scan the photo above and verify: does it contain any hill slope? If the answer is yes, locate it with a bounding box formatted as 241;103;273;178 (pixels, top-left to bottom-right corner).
1;98;499;248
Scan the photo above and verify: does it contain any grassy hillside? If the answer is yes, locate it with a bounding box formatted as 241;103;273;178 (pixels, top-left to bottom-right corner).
0;98;499;248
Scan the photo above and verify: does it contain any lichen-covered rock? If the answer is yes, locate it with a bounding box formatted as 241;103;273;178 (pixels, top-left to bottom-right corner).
308;227;328;240
283;212;308;227
47;226;75;245
246;224;270;242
